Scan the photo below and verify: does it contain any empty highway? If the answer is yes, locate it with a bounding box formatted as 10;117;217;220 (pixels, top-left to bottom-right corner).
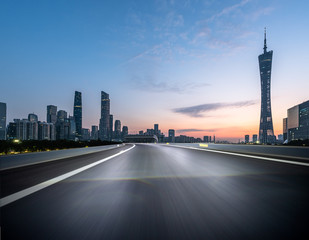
1;143;309;239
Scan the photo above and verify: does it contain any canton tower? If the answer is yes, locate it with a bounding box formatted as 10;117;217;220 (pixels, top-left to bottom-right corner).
258;28;274;144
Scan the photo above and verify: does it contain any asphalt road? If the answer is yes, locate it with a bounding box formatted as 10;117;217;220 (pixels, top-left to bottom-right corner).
1;143;309;239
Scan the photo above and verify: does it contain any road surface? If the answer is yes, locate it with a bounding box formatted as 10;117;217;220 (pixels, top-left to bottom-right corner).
1;143;309;239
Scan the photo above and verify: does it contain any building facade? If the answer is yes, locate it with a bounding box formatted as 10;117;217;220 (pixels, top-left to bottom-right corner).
245;135;249;143
122;126;128;140
109;114;113;140
283;118;288;141
252;134;258;143
287;100;309;141
99;91;110;141
168;129;175;143
47;105;57;124
74;91;82;139
91;125;99;140
114;120;121;140
258;29;275;144
0;102;7;140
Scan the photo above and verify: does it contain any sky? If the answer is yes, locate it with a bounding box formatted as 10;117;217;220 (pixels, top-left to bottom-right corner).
1;0;309;142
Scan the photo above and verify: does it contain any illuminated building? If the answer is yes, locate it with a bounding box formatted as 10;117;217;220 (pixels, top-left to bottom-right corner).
252;134;258;143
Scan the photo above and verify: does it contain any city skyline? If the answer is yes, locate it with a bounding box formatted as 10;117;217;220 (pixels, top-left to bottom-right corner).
1;1;309;142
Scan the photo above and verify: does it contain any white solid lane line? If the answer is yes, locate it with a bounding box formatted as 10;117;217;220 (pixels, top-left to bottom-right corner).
166;144;309;167
0;145;135;208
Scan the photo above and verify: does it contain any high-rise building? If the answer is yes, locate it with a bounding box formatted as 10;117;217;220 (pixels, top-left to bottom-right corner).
74;91;82;139
56;110;68;140
109;114;113;140
15;119;28;140
154;124;159;136
82;128;90;141
283;118;288;141
252;134;258;143
91;125;99;140
114;120;121;140
287;100;309;141
245;135;249;143
57;110;67;122
139;130;144;135
99;91;110;141
122;126;128;140
0;102;7;140
258;28;275;144
27;121;38;140
38;122;54;140
69;116;76;140
168;129;175;143
28;113;38;122
47;105;57;124
7;122;17;139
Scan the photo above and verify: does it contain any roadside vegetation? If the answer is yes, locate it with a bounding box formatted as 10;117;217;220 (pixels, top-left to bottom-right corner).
0;140;121;155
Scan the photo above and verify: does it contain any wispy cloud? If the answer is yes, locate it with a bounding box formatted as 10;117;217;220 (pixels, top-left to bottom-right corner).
131;75;210;93
172;100;257;117
177;128;217;133
207;0;251;22
250;7;274;21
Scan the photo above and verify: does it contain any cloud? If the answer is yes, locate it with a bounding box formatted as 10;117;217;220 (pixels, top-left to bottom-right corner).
177;128;217;133
172;100;257;117
207;0;251;22
131;75;210;93
251;7;274;21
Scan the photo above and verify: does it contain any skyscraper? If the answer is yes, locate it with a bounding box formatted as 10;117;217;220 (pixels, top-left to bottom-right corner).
0;102;7;140
258;28;275;144
168;129;175;143
245;135;249;143
47;105;57;124
287;100;309;141
28;113;38;122
252;134;258;143
154;124;159;136
91;125;99;140
74;91;82;139
122;126;128;140
114;120;121;140
109;114;113;140
99;91;110;141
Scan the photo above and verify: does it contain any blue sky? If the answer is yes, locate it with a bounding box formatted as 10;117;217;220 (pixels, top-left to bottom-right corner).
1;0;309;141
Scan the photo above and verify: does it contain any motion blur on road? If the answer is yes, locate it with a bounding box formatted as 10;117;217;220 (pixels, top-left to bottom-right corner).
1;143;309;239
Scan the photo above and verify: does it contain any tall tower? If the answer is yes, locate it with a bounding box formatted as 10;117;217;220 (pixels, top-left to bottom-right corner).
258;28;274;144
99;91;110;141
74;91;82;139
